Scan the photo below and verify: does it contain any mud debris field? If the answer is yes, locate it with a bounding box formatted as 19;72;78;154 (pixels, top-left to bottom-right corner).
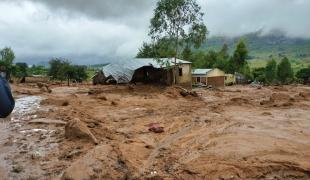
0;83;310;179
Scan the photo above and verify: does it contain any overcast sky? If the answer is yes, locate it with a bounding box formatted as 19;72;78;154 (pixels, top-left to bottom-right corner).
0;0;309;64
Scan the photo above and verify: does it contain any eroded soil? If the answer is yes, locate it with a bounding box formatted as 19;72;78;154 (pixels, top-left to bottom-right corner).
1;83;310;179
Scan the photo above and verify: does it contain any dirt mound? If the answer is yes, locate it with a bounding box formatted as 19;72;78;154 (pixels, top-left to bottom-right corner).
62;145;128;180
164;87;180;98
260;93;294;107
270;93;291;101
273;86;288;91
41;98;69;106
228;97;250;105
65;118;98;145
299;91;310;99
37;82;52;93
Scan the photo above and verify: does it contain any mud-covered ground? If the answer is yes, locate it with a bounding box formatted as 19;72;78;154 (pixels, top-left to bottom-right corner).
0;83;310;179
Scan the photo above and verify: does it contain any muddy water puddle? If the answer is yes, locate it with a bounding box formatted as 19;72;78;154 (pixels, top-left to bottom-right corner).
0;95;62;179
11;96;42;121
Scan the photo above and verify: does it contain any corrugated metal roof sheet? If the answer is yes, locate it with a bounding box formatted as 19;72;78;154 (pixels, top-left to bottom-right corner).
192;69;212;75
102;58;191;83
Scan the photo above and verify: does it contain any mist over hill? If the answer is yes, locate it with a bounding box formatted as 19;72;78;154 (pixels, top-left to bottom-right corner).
204;30;310;61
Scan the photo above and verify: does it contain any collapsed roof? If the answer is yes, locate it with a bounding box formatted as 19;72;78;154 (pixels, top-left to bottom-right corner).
102;58;191;84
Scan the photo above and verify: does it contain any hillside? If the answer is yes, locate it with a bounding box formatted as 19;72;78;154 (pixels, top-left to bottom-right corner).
203;30;310;71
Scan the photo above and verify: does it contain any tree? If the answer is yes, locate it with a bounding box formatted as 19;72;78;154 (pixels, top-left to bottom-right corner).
213;43;230;71
0;47;15;80
0;47;15;66
296;67;310;84
149;0;207;82
225;58;237;74
73;65;88;83
182;45;192;61
218;43;229;60
241;63;253;81
12;63;28;78
213;57;228;71
48;58;88;86
189;51;206;68
204;50;218;68
252;67;266;83
48;58;68;81
136;42;156;58
265;59;277;84
136;39;175;58
277;57;293;84
232;40;248;72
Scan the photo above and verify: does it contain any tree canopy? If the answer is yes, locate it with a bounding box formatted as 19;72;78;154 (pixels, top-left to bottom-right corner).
0;47;15;79
265;59;277;84
277;57;293;84
48;58;88;86
149;0;207;58
232;40;248;72
296;67;310;84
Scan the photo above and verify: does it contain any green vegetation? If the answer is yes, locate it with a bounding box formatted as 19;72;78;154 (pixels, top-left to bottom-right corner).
149;0;207;57
265;59;277;83
296;67;310;84
252;67;266;83
137;39;176;58
28;65;48;76
277;57;294;84
48;58;88;86
0;47;15;80
12;62;28;78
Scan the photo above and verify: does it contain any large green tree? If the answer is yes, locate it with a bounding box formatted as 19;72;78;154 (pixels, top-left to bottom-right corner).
0;47;15;80
296;67;310;84
48;58;68;81
48;58;88;86
12;62;28;78
232;40;248;72
213;43;230;71
182;45;192;61
277;57;293;84
149;0;207;82
253;67;266;83
0;47;15;66
265;59;277;84
136;38;175;58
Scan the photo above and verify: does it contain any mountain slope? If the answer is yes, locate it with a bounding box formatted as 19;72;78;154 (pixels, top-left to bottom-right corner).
203;31;310;60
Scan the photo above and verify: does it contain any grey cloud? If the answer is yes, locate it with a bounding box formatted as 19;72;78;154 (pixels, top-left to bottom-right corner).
204;0;310;38
27;0;156;26
0;0;309;65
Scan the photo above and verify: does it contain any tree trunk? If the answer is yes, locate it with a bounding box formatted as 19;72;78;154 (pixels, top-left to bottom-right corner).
174;31;179;85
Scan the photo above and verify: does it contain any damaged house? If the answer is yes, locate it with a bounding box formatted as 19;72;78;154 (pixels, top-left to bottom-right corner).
92;58;192;87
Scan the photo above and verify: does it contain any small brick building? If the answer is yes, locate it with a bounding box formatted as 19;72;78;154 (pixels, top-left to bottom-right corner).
192;68;225;87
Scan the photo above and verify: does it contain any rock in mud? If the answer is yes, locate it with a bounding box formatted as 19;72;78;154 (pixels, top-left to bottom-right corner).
12;165;23;173
180;89;199;97
148;123;164;133
37;82;52;93
111;101;118;106
98;95;107;101
180;90;190;97
65;118;98;145
190;91;199;97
